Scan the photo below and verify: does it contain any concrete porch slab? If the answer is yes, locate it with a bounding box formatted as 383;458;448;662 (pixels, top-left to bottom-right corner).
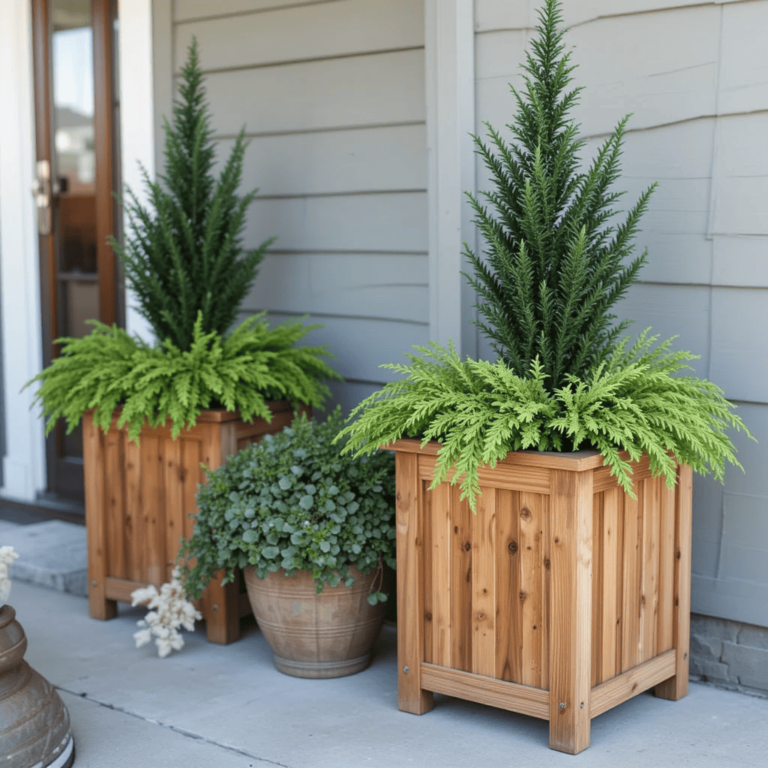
8;580;768;768
0;520;87;597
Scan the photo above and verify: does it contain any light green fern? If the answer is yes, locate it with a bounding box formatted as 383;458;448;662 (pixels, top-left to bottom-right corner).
339;332;751;511
27;313;340;442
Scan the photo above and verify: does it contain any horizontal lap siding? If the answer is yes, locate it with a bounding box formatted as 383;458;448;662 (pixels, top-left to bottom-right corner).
474;0;768;628
168;0;427;412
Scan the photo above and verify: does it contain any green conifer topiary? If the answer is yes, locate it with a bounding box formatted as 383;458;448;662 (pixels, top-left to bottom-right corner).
339;0;751;510
111;38;272;351
464;0;653;391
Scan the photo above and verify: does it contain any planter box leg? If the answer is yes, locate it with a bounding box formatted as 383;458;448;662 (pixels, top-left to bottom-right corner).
655;465;692;701
396;453;434;715
84;415;117;620
549;470;593;754
202;571;241;645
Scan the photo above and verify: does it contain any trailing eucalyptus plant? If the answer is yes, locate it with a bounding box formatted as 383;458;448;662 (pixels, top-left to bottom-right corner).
339;0;751;510
179;408;396;604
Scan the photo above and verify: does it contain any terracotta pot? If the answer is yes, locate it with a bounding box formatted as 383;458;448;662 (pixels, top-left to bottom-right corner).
0;606;75;768
244;565;386;678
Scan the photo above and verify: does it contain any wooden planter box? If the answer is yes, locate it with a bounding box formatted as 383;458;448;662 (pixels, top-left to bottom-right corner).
390;439;692;754
83;402;301;644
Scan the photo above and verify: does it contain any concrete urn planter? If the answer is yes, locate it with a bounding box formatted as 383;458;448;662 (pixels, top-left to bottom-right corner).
389;439;693;754
0;605;75;768
244;565;387;678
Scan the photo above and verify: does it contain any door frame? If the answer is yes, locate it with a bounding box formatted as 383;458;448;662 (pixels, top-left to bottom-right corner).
31;0;120;505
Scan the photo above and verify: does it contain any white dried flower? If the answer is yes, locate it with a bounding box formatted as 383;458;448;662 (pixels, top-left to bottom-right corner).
130;568;202;657
0;546;19;607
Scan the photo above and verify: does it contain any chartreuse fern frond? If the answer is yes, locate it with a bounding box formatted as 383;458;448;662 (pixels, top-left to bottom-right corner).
338;335;751;512
27;313;340;442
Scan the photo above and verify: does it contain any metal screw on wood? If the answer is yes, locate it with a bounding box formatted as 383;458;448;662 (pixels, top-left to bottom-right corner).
91;581;97;587
559;702;566;710
403;666;409;674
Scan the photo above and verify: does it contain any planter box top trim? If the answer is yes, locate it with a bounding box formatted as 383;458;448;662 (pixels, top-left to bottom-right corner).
85;399;294;426
384;438;613;472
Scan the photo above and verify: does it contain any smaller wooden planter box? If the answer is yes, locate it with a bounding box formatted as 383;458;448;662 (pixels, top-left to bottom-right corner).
389;439;692;754
83;402;301;644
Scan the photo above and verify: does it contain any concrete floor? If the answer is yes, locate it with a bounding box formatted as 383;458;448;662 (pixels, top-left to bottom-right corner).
6;579;767;768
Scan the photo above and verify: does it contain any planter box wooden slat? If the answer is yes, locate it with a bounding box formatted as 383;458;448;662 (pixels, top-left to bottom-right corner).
390;440;692;754
83;401;302;645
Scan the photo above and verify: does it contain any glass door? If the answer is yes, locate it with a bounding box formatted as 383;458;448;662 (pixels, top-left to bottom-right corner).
32;0;120;507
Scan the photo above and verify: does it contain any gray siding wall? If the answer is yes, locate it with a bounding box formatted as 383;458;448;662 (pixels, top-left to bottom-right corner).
165;0;428;413
475;0;768;628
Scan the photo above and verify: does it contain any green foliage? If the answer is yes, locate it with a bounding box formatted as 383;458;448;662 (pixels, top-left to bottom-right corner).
110;38;273;351
180;408;396;604
28;313;339;441
339;334;751;512
464;0;653;390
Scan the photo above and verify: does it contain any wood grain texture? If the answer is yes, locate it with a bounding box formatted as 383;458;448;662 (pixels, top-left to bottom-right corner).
84;414;116;620
422;480;434;665
421;663;550;721
655;465;693;700
451;485;473;672
396;452;434;714
471;488;496;677
657;482;677;654
641;478;662;663
600;489;623;683
621;486;642;672
496;490;522;683
520;492;546;689
431;482;452;668
104;430;126;580
418;455;550;494
591;649;677;718
548;469;593;754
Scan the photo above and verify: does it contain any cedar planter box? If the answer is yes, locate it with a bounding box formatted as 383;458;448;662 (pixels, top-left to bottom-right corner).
389;439;692;754
83;402;302;644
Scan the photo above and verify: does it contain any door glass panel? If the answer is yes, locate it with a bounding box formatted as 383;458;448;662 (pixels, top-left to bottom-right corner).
52;0;98;337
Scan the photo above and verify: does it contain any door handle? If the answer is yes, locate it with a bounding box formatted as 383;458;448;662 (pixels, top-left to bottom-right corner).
32;159;52;236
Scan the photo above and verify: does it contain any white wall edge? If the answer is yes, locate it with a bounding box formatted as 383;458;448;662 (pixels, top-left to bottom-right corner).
0;0;47;501
426;0;477;357
118;0;156;342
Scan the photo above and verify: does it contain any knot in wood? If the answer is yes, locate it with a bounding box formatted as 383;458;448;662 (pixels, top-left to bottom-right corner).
464;541;471;552
519;591;526;602
476;612;486;621
508;540;518;554
544;558;551;570
520;507;532;522
425;611;433;622
396;492;401;502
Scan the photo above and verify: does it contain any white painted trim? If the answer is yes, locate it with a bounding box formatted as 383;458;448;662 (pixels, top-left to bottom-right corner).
0;0;47;501
425;0;477;357
118;0;156;342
